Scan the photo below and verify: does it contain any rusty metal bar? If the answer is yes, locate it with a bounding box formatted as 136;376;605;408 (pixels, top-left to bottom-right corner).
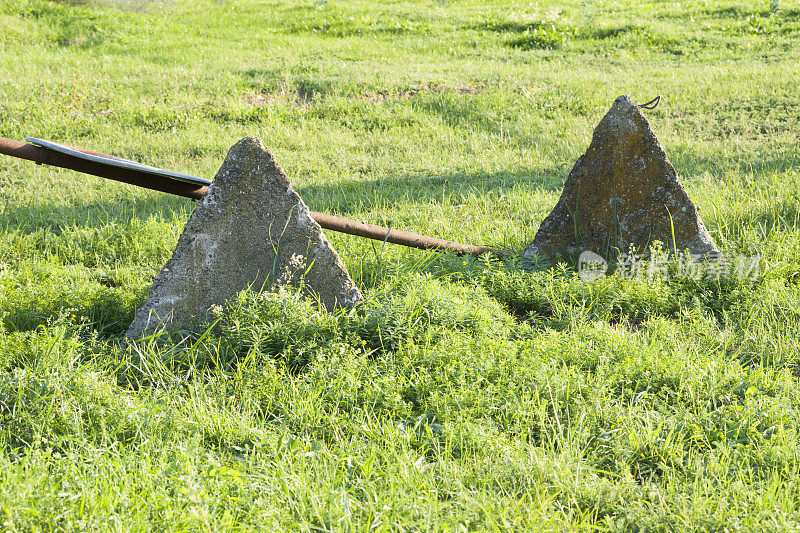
0;136;511;257
309;211;508;256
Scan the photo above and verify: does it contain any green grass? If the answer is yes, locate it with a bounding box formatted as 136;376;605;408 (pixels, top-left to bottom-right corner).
1;0;800;529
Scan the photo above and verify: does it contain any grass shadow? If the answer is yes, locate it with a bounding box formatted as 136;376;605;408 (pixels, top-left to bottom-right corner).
671;145;800;180
296;167;565;216
747;199;800;234
0;190;192;236
1;166;561;237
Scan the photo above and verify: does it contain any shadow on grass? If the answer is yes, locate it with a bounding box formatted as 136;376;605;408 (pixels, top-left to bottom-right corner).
671;146;800;180
2;291;137;338
745;199;800;234
296;168;565;215
1;169;555;243
703;6;800;19
0;190;191;236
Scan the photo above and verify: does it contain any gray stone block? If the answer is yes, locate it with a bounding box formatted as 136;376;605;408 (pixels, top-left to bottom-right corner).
126;137;363;339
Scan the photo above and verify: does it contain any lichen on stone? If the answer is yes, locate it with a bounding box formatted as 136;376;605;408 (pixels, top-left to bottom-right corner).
523;95;719;263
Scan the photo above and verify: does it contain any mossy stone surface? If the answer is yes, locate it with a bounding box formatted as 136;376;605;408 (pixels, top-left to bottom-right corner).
523;95;719;262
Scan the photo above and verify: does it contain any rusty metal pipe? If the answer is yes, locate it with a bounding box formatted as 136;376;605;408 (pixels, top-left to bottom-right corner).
309;211;508;256
0;136;510;256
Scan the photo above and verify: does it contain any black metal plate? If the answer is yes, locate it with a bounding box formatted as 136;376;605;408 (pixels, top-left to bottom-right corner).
26;137;211;186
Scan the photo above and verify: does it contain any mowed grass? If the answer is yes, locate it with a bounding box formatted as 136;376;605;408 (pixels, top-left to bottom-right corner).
1;0;800;529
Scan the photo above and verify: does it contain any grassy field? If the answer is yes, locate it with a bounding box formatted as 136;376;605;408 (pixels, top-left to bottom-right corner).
1;0;800;530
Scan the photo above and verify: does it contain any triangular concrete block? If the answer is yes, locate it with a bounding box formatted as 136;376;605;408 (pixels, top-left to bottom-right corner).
126;137;363;339
523;95;719;262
